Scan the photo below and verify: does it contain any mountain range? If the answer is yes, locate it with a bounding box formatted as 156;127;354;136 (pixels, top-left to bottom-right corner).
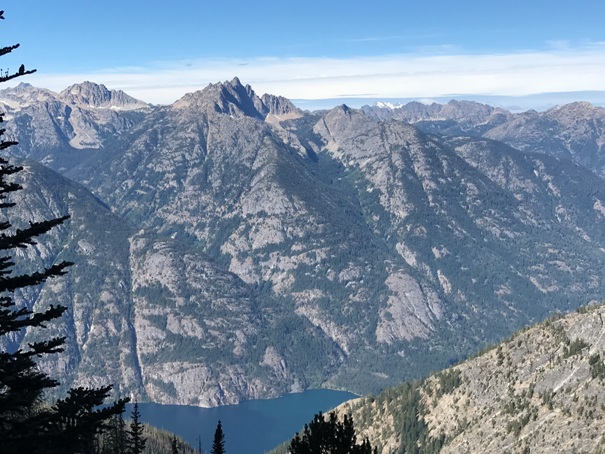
364;99;605;177
2;78;605;406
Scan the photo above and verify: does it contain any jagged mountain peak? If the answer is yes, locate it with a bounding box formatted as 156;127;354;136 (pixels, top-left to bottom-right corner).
171;77;266;119
315;104;378;140
59;81;149;111
171;77;304;123
15;82;33;90
0;82;57;107
330;104;359;116
61;80;111;97
262;93;303;122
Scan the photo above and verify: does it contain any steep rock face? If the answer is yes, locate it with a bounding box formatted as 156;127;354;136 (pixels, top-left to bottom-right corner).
128;234;296;406
1;160;140;397
262;93;304;123
308;106;605;344
338;303;605;453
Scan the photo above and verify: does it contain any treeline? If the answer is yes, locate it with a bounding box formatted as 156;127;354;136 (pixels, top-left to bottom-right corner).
95;404;198;454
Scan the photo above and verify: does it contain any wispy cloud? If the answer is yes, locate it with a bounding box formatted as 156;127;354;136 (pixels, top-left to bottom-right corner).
19;43;605;105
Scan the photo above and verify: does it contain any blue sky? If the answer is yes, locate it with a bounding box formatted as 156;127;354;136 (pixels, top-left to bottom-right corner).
3;1;605;108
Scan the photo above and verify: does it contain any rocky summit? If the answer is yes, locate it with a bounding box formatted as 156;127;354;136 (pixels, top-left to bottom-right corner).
2;79;605;406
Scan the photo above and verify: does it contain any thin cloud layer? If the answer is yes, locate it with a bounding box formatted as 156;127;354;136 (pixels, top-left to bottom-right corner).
21;44;605;105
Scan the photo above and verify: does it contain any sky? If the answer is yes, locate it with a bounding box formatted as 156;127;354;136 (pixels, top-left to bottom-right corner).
2;0;605;109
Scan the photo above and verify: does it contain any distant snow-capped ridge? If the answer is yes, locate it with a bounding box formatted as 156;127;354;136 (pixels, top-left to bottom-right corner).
375;99;438;110
375;101;405;110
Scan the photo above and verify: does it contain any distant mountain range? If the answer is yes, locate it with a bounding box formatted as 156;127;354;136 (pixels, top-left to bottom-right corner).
294;90;605;113
2;79;605;406
363;99;605;177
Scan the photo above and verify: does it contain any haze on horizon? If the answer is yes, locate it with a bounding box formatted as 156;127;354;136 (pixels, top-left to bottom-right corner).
4;0;605;110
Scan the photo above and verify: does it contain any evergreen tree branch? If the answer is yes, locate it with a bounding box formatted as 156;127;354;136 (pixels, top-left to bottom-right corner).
0;260;73;292
0;68;36;83
0;43;19;57
0;215;71;250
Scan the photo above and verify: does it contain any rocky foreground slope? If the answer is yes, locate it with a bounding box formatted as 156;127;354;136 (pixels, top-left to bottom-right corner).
337;302;605;453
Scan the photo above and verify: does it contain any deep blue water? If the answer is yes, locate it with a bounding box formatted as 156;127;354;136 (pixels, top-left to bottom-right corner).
126;389;357;454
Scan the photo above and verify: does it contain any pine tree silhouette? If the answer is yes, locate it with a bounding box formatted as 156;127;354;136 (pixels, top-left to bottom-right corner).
211;420;226;454
127;401;146;454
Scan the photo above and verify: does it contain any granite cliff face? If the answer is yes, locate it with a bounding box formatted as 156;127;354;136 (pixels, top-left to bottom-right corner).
4;79;605;405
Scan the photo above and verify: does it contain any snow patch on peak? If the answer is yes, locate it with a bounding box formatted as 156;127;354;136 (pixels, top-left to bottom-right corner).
375;99;438;110
375;101;404;110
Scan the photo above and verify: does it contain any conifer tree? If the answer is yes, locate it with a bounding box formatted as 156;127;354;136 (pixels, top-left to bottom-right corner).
127;401;146;454
171;434;180;454
289;412;376;454
0;9;127;454
211;420;225;454
102;413;127;454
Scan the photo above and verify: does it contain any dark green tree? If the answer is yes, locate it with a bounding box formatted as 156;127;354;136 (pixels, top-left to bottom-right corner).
211;420;225;454
127;402;146;454
289;412;376;454
0;9;127;454
171;434;180;454
48;385;128;454
101;413;127;454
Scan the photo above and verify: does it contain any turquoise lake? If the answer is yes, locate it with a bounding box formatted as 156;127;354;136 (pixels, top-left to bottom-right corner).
127;389;357;453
